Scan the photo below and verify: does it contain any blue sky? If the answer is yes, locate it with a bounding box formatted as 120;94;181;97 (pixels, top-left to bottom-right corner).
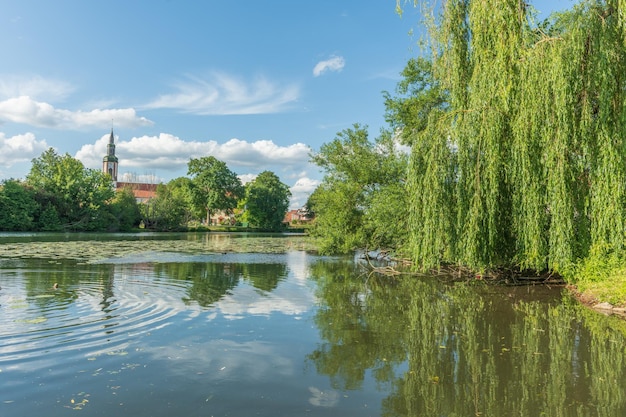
0;0;573;208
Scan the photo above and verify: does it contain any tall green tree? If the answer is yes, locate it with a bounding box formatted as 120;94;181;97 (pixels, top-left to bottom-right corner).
0;180;38;231
166;177;197;224
187;156;244;224
110;187;142;231
400;0;626;276
244;171;291;231
26;148;114;230
140;183;188;230
309;125;409;254
383;56;451;261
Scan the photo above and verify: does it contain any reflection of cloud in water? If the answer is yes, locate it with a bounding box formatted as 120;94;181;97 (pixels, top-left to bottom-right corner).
286;251;310;284
308;386;340;407
147;338;294;381
0;251;319;371
108;251;317;320
216;281;315;319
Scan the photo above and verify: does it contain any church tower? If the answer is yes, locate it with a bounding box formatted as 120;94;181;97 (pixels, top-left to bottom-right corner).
102;128;118;184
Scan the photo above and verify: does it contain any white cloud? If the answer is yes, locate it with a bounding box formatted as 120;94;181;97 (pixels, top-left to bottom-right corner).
291;177;319;194
289;177;320;209
313;56;345;77
238;173;257;184
145;72;300;115
0;75;75;101
0;132;49;167
0;96;153;130
76;132;313;174
218;138;310;167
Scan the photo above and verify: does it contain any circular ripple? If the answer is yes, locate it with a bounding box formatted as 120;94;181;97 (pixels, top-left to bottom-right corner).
0;273;191;368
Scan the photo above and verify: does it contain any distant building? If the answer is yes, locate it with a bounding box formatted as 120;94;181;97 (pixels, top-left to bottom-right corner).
115;181;158;203
283;208;312;224
102;129;158;202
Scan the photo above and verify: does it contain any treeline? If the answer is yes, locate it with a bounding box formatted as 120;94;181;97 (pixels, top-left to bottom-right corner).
0;150;291;232
308;0;626;282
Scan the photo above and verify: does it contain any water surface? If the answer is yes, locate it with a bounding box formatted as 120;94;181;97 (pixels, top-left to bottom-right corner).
1;233;626;416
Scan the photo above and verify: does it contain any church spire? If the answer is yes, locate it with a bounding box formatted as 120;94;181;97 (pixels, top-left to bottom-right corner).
103;128;119;183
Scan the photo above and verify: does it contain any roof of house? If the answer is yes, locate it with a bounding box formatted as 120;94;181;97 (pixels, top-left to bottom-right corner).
116;182;158;200
116;182;159;191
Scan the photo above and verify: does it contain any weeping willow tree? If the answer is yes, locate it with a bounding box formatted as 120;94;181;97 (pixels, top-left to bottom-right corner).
404;0;626;275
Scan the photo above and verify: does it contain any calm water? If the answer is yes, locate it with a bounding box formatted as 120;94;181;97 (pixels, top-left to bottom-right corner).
1;233;626;416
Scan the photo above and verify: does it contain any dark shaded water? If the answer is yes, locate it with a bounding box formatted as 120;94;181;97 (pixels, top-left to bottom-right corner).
1;233;626;416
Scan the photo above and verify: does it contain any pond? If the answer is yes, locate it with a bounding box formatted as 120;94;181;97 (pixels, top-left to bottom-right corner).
1;232;626;416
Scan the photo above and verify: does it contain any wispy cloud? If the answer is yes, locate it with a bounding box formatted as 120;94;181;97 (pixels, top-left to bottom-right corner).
313;56;345;77
0;75;75;101
0;96;153;129
145;72;300;115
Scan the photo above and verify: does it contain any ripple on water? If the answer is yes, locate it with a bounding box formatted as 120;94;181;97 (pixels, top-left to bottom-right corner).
0;274;190;369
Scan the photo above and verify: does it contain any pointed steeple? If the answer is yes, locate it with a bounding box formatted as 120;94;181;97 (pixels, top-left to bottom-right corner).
103;128;119;183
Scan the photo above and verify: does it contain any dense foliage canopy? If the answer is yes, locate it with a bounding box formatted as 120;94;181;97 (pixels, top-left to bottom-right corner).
21;148;118;231
400;0;626;276
243;171;291;231
308;0;626;282
308;124;409;254
187;156;244;224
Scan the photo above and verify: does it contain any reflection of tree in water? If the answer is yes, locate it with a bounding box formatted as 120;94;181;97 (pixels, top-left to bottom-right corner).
154;262;241;307
307;259;626;416
240;263;287;292
21;259;113;309
307;259;410;390
18;261;118;336
153;261;288;307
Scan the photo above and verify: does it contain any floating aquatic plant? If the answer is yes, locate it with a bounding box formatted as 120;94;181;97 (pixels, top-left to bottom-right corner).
0;235;316;263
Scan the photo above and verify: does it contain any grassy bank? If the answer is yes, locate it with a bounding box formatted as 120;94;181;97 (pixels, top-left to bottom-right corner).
567;245;626;308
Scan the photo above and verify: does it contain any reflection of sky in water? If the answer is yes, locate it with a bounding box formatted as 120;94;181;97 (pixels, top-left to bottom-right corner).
0;242;385;416
107;251;318;318
216;279;314;319
0;252;319;372
8;242;603;416
308;386;340;407
146;338;295;381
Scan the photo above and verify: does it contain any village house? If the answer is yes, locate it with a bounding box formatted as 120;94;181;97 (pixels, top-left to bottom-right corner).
283;207;312;225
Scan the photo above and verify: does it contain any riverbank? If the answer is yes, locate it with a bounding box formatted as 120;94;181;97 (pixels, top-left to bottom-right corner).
568;281;626;316
375;251;626;317
565;246;626;313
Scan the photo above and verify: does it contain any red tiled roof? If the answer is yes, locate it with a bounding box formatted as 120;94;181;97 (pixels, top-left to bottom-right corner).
116;182;158;192
116;182;158;200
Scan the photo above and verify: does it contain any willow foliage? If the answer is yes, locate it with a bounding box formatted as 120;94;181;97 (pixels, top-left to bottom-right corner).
406;0;626;274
